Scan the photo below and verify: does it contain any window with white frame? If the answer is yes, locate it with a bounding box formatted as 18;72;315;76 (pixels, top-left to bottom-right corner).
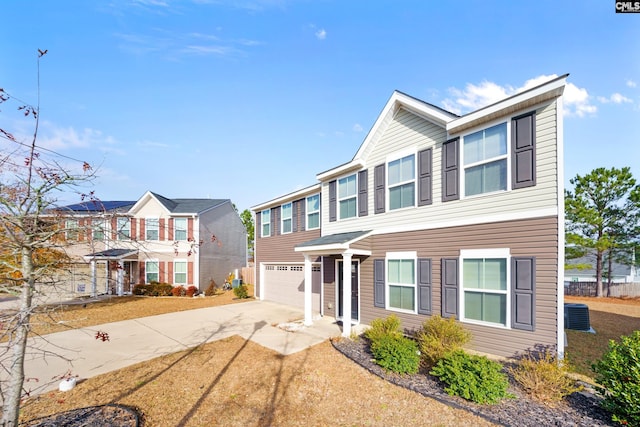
386;252;416;312
281;202;292;234
461;249;509;327
306;194;320;229
146;218;159;241
65;219;79;241
388;153;416;210
463;122;508;196
117;217;130;240
146;260;159;283
93;219;107;241
174;260;187;284
261;209;271;237
174;218;187;241
338;174;357;219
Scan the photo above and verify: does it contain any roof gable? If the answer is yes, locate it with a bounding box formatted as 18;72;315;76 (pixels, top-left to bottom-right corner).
129;191;229;216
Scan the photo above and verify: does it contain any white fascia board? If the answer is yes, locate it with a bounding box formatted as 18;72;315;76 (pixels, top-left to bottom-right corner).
294;244;371;257
315;159;365;182
250;183;321;212
127;191;171;216
447;75;568;135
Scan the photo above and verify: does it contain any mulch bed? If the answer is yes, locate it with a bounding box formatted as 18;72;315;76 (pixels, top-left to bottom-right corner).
21;404;141;427
332;337;616;427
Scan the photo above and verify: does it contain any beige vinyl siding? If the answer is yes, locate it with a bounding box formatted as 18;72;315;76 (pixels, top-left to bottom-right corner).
322;101;559;237
356;216;558;359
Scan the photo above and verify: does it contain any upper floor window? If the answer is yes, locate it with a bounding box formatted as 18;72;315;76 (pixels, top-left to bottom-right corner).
463;122;507;196
93;219;107;241
338;174;357;219
146;218;159;241
174;260;187;284
388;154;415;210
306;194;320;229
261;209;271;237
117;217;130;240
281;203;292;234
174;218;187;241
461;249;509;327
65;219;79;241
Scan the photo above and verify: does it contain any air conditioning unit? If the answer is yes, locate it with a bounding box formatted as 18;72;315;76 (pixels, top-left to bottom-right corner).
564;303;595;333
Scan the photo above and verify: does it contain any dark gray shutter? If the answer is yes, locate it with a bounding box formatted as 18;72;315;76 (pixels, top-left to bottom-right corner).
512;112;536;189
442;138;460;202
329;180;337;222
273;206;280;236
374;259;385;308
441;258;459;318
418;148;433;206
374;164;385;214
256;211;262;238
511;257;536;331
300;198;306;231
358;170;368;217
292;201;298;232
417;258;432;315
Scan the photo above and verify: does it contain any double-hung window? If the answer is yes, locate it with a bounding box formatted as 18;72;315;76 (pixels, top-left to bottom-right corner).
261;209;271;237
145;260;159;283
461;249;509;327
463;122;508;196
306;194;320;229
93;219;107;241
388;154;415;210
174;218;187;241
386;252;416;312
146;218;159;241
281;202;292;234
174;260;187;284
117;217;130;240
65;219;79;241
338;174;357;219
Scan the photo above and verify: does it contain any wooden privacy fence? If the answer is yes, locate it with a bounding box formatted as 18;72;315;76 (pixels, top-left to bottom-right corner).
565;281;640;297
241;266;255;286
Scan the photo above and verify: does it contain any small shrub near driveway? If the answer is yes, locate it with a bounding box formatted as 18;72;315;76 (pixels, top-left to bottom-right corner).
431;350;513;405
233;284;249;299
592;330;640;426
364;314;403;343
415;315;471;368
370;334;420;375
509;348;582;404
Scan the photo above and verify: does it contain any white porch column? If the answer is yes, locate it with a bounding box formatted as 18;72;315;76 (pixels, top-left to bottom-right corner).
117;260;124;296
342;252;353;337
303;254;313;326
90;260;97;298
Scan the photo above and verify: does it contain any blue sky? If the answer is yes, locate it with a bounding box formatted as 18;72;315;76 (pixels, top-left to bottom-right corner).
1;1;639;212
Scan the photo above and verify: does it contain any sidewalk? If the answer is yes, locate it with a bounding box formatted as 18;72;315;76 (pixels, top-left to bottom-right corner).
0;300;342;399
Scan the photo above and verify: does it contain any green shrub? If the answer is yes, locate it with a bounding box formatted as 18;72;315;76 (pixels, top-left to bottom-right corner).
430;350;513;405
364;314;403;343
233;284;249;299
171;286;185;297
186;285;198;297
415;315;471;368
510;348;582;404
592;330;640;426
370;334;420;375
132;284;148;296
150;283;173;296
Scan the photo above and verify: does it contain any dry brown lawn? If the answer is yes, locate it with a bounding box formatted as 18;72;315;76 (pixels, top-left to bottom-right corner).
17;287;494;426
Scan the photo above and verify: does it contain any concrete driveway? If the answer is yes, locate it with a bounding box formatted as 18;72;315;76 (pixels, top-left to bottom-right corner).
0;300;341;399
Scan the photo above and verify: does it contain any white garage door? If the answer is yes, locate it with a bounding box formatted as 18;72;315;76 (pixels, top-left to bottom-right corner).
263;263;321;313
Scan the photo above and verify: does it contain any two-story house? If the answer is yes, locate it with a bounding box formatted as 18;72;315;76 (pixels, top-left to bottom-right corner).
59;191;247;296
252;75;567;359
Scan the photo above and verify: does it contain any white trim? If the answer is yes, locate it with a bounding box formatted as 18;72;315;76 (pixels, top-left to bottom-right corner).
305;193;321;230
387;150;417;211
385;252;418;314
459;248;511;329
173;217;188;241
335;258;360;324
250;183;321;212
145;259;160;284
145;217;159;241
316;159;365;182
337;173;358;221
173;259;188;285
281;202;293;234
556;94;566;357
116;217;131;241
260;209;271;238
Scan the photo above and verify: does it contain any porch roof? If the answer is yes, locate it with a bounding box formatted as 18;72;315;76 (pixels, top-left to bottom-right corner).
83;248;139;261
294;230;372;256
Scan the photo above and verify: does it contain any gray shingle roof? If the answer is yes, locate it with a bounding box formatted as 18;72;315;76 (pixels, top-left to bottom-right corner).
295;231;371;248
150;192;228;214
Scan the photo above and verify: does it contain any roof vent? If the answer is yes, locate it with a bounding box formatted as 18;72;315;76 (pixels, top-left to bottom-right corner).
564;303;595;333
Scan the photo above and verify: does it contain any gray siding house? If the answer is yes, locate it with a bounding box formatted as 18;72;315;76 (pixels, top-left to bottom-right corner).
252;75;567;359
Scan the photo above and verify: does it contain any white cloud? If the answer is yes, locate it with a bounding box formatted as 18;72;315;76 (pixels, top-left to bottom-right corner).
597;93;633;104
442;74;596;118
627;79;637;88
352;123;363;132
315;28;327;40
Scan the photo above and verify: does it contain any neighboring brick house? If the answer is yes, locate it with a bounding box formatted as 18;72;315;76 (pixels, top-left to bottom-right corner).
59;191;247;295
252;75;568;359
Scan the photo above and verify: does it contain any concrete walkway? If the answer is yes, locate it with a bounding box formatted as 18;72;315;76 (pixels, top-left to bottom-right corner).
0;300;342;399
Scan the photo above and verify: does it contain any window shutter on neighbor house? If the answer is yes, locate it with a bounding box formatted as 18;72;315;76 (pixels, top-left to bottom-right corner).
511;257;536;331
441;138;460;202
441;258;459;318
374;164;385;214
358;169;368;217
159;218;165;241
417;258;432;315
512;112;536;189
329;180;337;222
374;259;385;308
168;218;174;241
187;218;194;241
418;148;433;206
139;218;146;241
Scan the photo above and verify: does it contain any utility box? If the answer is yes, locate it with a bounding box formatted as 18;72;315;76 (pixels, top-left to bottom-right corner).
564;303;595;333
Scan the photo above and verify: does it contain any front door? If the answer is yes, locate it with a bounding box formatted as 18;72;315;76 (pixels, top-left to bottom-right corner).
337;260;359;321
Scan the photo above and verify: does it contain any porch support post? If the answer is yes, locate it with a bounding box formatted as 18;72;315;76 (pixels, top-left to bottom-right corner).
117;260;124;296
90;259;97;298
303;254;313;326
341;252;353;338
